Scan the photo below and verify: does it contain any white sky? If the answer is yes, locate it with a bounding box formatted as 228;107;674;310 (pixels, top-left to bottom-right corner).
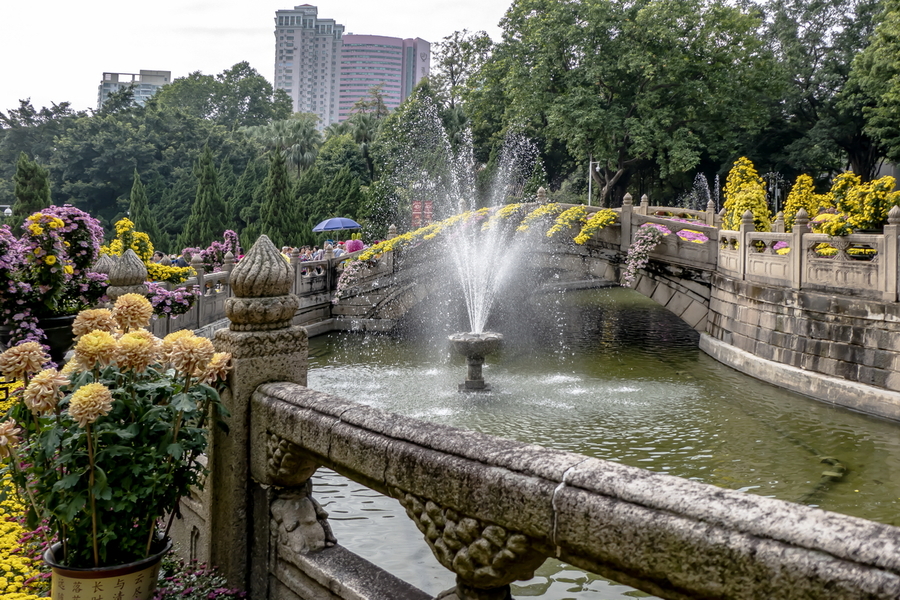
0;0;512;114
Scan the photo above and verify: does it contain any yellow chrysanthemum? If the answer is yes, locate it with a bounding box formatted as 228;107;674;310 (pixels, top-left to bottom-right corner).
73;330;118;371
43;255;56;265
23;369;69;415
116;329;162;373
0;343;49;381
63;265;74;275
72;308;118;339
60;359;81;377
68;383;113;428
168;335;216;376
0;421;21;459
113;293;153;331
195;352;232;384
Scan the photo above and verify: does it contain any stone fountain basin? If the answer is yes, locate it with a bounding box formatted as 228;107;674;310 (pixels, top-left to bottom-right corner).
448;332;503;358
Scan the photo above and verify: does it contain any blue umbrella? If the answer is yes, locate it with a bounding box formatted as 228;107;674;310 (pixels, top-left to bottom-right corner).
312;217;362;232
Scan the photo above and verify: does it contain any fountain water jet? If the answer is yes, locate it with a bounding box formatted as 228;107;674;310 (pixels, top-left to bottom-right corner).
379;94;540;390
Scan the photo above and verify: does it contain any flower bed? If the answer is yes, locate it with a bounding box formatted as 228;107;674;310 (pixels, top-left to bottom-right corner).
0;379;44;600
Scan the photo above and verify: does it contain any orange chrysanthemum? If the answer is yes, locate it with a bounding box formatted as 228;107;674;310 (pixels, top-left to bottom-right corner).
0;342;49;380
113;293;154;331
23;368;69;415
72;308;118;338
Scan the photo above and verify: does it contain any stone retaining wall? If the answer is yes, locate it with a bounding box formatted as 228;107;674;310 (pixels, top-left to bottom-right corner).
706;273;900;419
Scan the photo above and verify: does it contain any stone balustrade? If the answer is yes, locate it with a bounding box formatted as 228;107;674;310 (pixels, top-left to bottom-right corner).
172;234;900;600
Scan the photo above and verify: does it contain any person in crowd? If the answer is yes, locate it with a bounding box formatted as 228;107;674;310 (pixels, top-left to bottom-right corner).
151;251;165;263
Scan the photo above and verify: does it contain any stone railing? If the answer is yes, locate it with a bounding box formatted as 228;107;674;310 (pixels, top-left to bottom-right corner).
718;208;900;302
177;235;900;600
99;248;356;339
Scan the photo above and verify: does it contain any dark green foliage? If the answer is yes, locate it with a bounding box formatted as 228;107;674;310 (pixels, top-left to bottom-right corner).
849;0;900;164
128;170;164;249
315;134;369;183
747;0;884;181
11;152;51;232
153;62;289;130
259;152;300;248
178;146;231;250
491;0;774;205
156;168;198;245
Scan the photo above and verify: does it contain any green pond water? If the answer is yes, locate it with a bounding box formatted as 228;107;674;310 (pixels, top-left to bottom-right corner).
307;286;900;599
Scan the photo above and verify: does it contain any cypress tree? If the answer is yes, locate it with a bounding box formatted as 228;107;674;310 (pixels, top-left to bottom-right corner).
178;146;230;251
259;152;301;248
11;152;51;233
129;170;164;250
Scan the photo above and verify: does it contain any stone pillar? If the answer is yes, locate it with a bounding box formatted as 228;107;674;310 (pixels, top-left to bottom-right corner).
223;251;235;297
739;209;754;281
705;199;716;226
192;254;205;330
106;249;148;302
639;193;650;215
883;205;900;301
620;193;633;252
535;186;548;205
209;235;308;590
388;224;397;239
773;211;785;234
791;208;809;290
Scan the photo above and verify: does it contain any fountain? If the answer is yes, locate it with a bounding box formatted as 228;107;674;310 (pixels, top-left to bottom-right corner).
378;95;540;391
448;331;503;392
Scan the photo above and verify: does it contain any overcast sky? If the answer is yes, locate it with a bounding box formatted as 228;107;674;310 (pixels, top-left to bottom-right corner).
1;0;512;115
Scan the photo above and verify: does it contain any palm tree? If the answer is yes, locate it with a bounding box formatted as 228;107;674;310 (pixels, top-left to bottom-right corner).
347;112;381;181
241;113;322;176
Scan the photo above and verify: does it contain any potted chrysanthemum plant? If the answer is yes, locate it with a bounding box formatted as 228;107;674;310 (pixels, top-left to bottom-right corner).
0;293;231;599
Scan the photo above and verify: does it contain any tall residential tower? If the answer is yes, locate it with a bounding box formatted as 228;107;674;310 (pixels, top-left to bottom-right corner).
273;5;429;127
97;70;171;109
274;5;345;125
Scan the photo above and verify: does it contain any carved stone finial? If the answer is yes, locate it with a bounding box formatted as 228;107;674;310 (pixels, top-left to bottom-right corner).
224;235;299;331
536;187;548;204
229;235;293;298
741;210;755;224
706;199;715;212
191;253;203;272
224;251;235;269
92;254;114;276
324;243;334;260
889;205;900;225
640;194;649;206
106;249;148;301
622;193;633;207
388;224;398;239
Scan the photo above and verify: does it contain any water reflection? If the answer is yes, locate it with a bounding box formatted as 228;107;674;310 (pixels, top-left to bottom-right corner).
308;286;900;598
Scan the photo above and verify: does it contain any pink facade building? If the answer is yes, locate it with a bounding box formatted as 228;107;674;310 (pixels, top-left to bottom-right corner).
338;35;430;121
274;5;429;127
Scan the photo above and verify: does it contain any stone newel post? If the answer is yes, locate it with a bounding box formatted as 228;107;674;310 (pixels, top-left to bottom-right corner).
209;235;308;589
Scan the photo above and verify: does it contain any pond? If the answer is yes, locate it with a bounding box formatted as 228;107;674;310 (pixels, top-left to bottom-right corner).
307;286;900;599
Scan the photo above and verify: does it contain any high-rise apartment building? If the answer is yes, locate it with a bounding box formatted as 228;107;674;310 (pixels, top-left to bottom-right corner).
273;5;429;127
97;70;171;109
274;5;344;125
338;35;430;122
